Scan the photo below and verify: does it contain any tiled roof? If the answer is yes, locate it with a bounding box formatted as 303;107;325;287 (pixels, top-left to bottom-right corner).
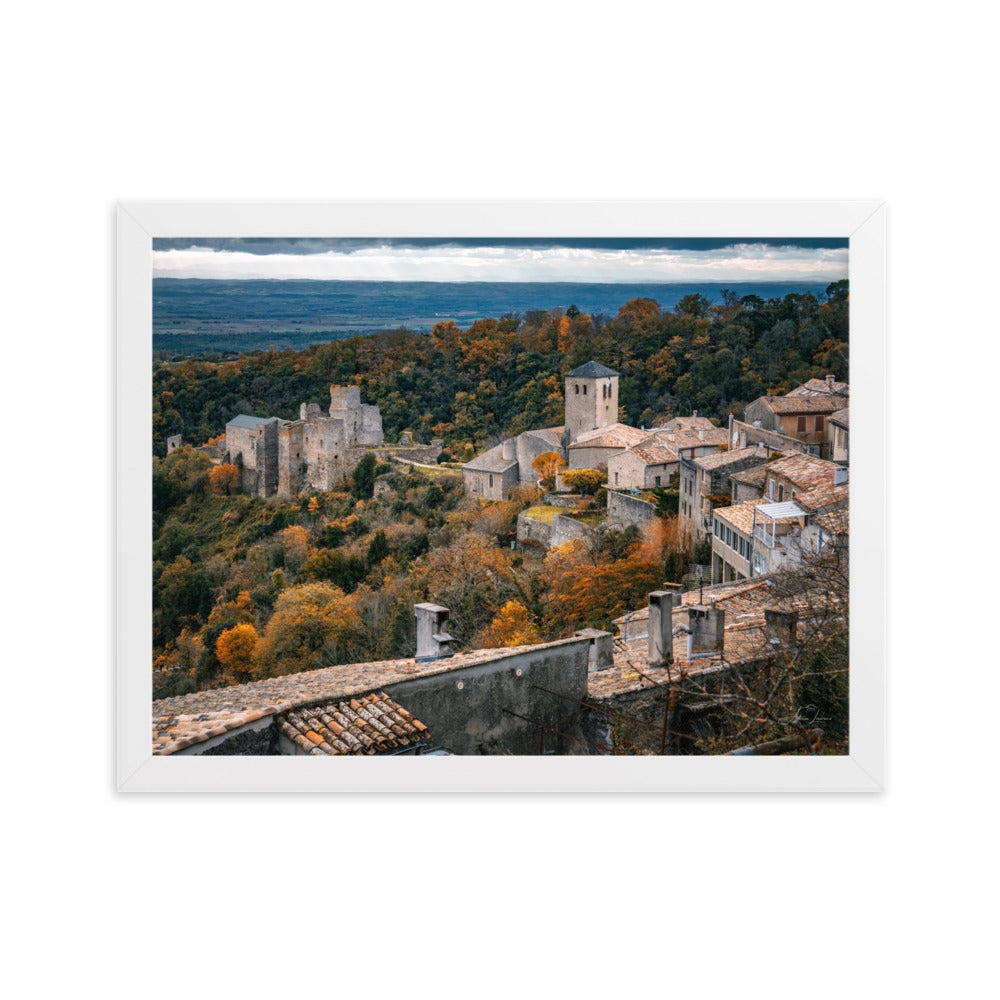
152;707;279;755
279;692;429;755
522;426;566;449
662;426;730;448
463;444;518;474
693;444;769;471
591;578;815;699
629;437;680;465
765;453;839;492
796;481;849;510
831;408;849;427
152;638;581;754
729;464;771;487
227;414;278;430
762;396;844;415
713;498;800;535
788;378;849;398
570;423;650;450
664;415;718;432
567;360;619;378
813;503;850;536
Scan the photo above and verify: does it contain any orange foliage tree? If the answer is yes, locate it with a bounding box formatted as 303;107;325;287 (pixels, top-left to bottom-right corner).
540;539;661;632
209;463;241;495
531;450;567;490
215;622;259;684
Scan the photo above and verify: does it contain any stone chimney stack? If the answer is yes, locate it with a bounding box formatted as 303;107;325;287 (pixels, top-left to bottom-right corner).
686;603;726;655
414;603;455;662
826;374;836;389
764;608;798;647
502;438;516;462
648;590;681;667
575;628;615;671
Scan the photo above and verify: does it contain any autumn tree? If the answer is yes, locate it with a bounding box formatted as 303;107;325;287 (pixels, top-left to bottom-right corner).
215;622;259;684
209;462;241;495
477;600;544;648
280;524;311;575
254;582;364;676
561;468;605;496
531;450;567;491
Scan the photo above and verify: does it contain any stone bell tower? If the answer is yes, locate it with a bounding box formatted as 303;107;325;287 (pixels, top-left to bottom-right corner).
563;360;619;443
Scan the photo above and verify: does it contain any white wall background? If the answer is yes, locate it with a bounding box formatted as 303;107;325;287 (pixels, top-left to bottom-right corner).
4;3;994;997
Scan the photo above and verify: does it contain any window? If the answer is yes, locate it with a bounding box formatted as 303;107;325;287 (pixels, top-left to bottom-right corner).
654;475;661;486
797;416;807;433
574;384;579;394
777;484;784;502
815;415;825;432
489;474;493;488
769;478;775;499
583;385;587;395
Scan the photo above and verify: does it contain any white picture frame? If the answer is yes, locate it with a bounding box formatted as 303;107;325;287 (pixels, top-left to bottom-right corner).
118;199;885;792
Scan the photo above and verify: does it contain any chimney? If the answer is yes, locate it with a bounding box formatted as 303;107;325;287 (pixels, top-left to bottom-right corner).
575;628;615;671
647;590;681;667
825;374;835;388
699;428;705;441
414;603;456;662
693;410;698;418
685;603;725;656
764;609;798;647
502;438;515;461
834;466;848;486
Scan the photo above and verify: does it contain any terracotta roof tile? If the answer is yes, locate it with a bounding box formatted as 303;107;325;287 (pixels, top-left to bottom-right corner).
280;692;431;755
693;445;770;471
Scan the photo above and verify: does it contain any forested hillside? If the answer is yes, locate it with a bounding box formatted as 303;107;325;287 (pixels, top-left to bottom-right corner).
153;283;848;458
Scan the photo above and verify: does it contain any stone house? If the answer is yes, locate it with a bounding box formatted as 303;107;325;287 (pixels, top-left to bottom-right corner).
607;437;678;491
568;423;650;471
738;376;848;460
463;444;520;500
678;443;774;537
711;454;850;581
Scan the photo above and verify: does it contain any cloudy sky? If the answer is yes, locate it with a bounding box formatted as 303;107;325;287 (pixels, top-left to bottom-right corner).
152;237;849;283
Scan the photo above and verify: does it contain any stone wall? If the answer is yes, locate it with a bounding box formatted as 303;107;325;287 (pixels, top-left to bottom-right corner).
385;637;590;755
606;490;655;530
516;511;592;550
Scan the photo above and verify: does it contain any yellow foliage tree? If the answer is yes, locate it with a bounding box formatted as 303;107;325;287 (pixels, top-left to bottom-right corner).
478;601;544;648
254;582;364;676
215;622;259;684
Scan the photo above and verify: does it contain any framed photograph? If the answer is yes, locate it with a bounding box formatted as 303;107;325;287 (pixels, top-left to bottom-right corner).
118;199;885;792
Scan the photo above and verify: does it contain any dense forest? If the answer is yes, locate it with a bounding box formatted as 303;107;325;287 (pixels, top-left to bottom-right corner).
152;284;848;711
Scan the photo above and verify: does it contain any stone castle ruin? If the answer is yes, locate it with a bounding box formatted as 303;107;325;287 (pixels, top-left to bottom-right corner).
224;385;385;499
